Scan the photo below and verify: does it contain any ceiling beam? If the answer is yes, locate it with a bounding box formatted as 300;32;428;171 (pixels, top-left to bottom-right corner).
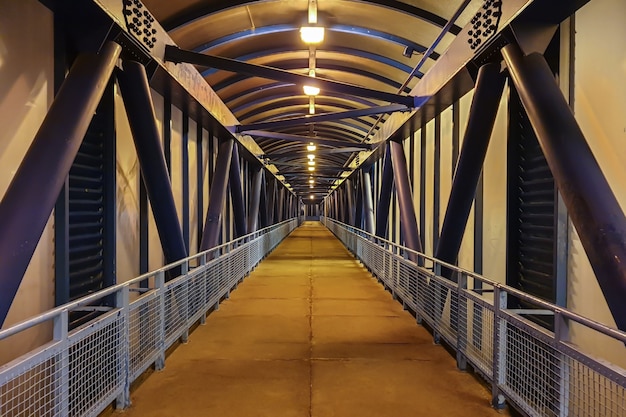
244;130;372;149
165;46;426;107
162;1;461;35
235;104;409;133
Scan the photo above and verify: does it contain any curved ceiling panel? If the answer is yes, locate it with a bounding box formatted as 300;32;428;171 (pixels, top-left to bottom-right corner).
143;0;483;199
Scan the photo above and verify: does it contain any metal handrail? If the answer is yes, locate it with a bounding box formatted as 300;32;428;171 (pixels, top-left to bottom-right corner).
322;216;626;416
324;218;626;344
0;218;299;417
0;219;295;341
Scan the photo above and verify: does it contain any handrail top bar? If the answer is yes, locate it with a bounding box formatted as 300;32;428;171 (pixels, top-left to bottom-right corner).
0;218;297;341
325;218;626;344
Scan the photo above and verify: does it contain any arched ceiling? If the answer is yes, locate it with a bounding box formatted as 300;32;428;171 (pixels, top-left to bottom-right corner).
143;0;483;200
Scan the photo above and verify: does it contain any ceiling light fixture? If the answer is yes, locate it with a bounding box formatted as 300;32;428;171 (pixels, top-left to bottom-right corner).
304;69;319;96
308;166;315;171
308;160;315;166
307;143;316;152
303;85;320;96
300;26;325;44
307;154;315;160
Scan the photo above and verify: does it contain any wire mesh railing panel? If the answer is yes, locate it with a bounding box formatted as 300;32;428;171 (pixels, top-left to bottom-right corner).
396;261;417;311
187;269;206;324
0;219;298;417
203;261;218;306
128;292;160;381
163;279;189;348
500;317;561;416
233;248;245;283
459;293;495;378
68;312;125;417
564;351;626;417
217;257;229;295
320;218;626;417
0;345;65;417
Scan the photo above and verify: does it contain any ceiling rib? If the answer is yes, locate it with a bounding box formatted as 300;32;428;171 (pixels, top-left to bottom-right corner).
236;104;409;132
165;46;424;107
162;0;462;35
245;130;371;149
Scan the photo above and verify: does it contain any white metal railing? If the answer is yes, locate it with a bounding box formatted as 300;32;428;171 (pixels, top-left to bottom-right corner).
323;217;626;417
0;218;298;417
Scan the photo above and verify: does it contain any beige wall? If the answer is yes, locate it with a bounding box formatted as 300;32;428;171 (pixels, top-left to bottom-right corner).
115;83;140;283
482;87;508;285
0;0;54;364
149;90;165;270
457;90;474;271
568;0;626;367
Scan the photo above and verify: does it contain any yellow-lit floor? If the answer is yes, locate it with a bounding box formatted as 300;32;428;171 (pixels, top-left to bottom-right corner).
121;222;507;417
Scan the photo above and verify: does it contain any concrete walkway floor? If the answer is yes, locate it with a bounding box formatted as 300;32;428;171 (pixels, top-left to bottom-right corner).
120;222;508;417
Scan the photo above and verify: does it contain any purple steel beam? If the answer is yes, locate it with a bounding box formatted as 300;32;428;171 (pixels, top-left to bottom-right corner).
118;60;189;267
435;62;506;275
389;140;423;259
229;144;247;238
502;42;626;331
200;138;234;251
0;42;121;325
375;144;394;238
248;166;264;233
362;171;376;234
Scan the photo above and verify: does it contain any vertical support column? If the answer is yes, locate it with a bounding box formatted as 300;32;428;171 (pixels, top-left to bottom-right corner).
196;121;204;250
259;172;268;228
55;179;70;305
199;138;234;251
181;112;190;252
229;144;247;237
248;166;264;233
355;175;364;229
163;95;172;175
266;178;276;225
435;62;506;276
502;42;626;330
0;42;121;325
419;127;427;251
346;179;355;226
117;61;188;266
362;170;375;234
277;187;285;222
433;115;441;250
389;140;423;259
375;144;394;238
139;175;149;275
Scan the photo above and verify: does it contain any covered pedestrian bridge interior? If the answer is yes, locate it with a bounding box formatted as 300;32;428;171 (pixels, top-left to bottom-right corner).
1;0;625;416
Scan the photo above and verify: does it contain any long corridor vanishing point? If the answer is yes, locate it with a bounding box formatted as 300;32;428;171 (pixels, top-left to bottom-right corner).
122;222;504;417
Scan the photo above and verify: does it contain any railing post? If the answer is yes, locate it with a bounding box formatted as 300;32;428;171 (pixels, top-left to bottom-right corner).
155;271;166;370
456;272;468;371
492;286;507;409
53;311;69;416
200;254;207;325
433;262;442;345
555;311;570;416
116;287;131;409
181;261;190;343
